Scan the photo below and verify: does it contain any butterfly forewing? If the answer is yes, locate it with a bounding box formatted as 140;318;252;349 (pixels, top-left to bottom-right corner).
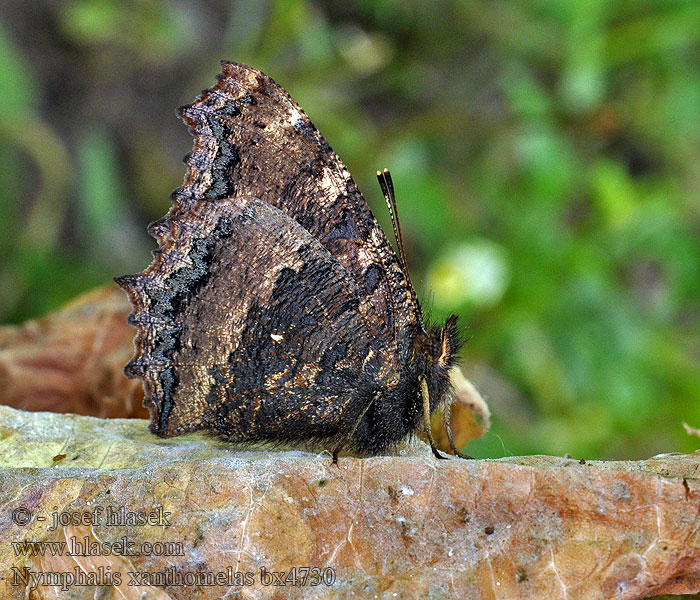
168;61;422;349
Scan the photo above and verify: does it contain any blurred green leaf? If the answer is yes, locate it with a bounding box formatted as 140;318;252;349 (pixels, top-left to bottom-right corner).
0;23;37;120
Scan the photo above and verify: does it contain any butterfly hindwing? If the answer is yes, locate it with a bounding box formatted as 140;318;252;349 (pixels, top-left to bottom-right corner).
118;196;392;443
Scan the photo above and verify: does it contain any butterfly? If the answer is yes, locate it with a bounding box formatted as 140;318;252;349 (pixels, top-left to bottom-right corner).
115;61;467;462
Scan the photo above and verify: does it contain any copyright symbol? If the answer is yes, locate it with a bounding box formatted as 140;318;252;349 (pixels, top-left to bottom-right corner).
12;507;32;526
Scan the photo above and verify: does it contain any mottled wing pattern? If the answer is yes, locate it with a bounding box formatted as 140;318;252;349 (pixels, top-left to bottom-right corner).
154;61;422;353
117;197;389;441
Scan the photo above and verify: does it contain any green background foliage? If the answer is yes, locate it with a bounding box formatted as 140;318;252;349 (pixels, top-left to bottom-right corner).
1;0;698;460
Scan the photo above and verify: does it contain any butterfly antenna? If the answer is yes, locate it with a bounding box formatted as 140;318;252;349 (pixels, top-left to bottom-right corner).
377;168;413;288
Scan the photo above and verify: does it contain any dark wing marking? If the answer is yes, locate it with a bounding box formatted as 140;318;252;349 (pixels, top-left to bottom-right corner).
117;197;393;443
156;61;422;353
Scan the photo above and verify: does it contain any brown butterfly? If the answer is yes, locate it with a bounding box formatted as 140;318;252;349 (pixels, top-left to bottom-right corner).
116;61;467;461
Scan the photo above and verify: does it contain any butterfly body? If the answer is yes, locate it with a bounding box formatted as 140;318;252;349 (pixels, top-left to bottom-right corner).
116;62;462;458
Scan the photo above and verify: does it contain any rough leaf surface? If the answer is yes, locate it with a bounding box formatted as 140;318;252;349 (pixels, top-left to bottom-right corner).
0;406;698;599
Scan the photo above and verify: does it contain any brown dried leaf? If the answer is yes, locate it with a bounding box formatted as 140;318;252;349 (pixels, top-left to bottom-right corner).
425;365;491;454
0;285;147;418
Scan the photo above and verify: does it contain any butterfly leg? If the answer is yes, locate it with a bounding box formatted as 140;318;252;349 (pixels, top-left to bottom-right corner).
331;391;379;464
443;393;473;459
420;377;449;460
